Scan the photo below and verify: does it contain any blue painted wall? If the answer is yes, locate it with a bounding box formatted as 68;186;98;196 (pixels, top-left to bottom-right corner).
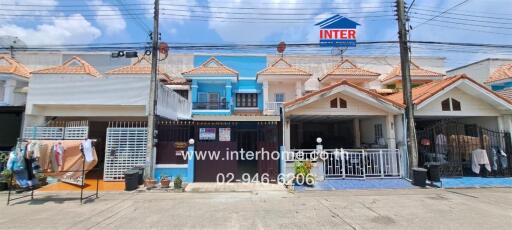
491;81;512;91
191;55;267;116
154;168;188;182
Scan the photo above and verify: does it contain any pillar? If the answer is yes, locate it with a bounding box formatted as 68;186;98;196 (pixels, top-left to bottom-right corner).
3;79;16;105
284;119;291;151
225;80;232;110
386;114;396;149
191;80;198;103
295;81;302;98
263;81;269;111
353;118;361;148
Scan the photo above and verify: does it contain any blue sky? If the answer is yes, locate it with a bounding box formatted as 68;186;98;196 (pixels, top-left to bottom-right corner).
1;0;512;68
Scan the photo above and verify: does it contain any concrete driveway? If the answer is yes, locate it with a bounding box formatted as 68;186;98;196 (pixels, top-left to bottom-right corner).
1;188;511;229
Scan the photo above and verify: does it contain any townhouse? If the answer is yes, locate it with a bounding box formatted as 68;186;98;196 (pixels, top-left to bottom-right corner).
0;56;30;151
2;51;511;184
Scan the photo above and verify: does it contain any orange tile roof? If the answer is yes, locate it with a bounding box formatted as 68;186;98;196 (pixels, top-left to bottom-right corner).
485;63;512;84
319;59;380;81
105;56;185;83
386;74;512;106
257;57;311;76
181;57;238;76
496;88;512;100
381;61;444;83
32;56;101;77
0;55;31;78
284;80;405;109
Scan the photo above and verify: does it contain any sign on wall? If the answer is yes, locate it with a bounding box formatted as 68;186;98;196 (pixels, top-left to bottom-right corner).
315;14;360;47
199;128;216;140
219;128;231;141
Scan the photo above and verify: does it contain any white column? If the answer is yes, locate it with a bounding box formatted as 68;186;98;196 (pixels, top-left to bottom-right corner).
3;79;16;105
499;115;512;143
386;114;396;149
263;81;269;112
353;118;361;147
295;81;302;98
284;119;291;151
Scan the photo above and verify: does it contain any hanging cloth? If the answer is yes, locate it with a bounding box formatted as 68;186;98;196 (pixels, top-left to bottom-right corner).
81;139;94;162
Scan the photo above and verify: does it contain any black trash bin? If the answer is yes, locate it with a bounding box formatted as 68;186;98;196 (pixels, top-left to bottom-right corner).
124;169;139;191
412;168;427;187
133;167;144;185
427;163;441;182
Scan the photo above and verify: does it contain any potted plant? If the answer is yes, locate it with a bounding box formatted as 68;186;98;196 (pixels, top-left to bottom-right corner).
160;175;171;188
144;176;157;189
0;169;11;191
36;173;48;186
174;175;183;190
294;161;315;187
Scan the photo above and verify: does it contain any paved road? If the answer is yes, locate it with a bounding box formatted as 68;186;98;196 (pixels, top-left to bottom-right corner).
1;188;511;229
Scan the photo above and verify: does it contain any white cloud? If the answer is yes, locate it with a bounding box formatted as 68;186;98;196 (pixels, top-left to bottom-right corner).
88;0;126;34
0;0;59;22
0;14;101;45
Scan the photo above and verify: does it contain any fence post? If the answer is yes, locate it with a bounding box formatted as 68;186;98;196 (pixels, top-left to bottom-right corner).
340;148;345;178
362;149;366;179
379;149;385;178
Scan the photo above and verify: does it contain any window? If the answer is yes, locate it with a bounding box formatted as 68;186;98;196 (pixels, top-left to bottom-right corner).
330;98;338;108
330;98;347;108
441;98;461;111
452;99;461;111
441;99;451;111
374;124;383;143
339;98;347;108
236;93;258;107
275;93;285;103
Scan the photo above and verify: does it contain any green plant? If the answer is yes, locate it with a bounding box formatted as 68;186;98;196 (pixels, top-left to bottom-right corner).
1;169;12;180
294;161;315;186
174;175;183;189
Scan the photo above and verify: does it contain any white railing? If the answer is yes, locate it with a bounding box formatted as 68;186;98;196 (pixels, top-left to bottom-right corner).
265;102;283;115
156;83;191;120
287;148;402;179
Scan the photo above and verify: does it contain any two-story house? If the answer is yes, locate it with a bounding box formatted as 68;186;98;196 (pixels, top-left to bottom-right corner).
156;56;281;182
0;55;30;150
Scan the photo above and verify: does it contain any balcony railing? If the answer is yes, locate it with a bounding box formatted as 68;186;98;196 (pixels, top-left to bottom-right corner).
193;102;228;110
264;102;283;115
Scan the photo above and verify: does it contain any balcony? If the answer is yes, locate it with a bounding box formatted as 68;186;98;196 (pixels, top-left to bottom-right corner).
193;102;229;110
264;102;283;115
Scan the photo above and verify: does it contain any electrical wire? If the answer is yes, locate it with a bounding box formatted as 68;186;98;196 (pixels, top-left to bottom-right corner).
412;0;470;29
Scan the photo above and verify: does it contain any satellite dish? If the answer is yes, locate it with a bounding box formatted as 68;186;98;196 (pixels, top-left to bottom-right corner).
277;41;286;54
331;46;348;60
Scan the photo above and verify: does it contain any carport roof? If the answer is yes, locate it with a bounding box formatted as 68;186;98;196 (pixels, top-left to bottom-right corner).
284;80;405;109
386;74;512;106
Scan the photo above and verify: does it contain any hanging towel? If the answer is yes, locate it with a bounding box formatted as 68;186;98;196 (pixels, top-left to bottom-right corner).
471;149;491;174
81;139;94;162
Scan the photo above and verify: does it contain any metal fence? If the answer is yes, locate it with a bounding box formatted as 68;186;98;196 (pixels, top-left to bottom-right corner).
417;120;511;177
287;148;402;179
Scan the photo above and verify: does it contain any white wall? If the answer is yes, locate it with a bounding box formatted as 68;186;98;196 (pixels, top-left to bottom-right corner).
288;93;389;116
0;80;4;102
268;81;296;102
360;117;387;144
416;88;502;117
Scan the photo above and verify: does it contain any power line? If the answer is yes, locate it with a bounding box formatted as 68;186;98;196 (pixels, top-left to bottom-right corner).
412;0;470;29
115;0;151;33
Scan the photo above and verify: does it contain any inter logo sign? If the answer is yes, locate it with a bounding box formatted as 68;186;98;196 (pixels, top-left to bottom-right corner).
316;15;360;47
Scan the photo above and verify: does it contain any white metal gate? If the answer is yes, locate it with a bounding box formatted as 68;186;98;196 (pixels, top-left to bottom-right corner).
103;122;147;181
288;149;402;179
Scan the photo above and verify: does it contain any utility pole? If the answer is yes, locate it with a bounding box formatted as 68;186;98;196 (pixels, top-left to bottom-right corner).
396;0;418;173
146;0;159;178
